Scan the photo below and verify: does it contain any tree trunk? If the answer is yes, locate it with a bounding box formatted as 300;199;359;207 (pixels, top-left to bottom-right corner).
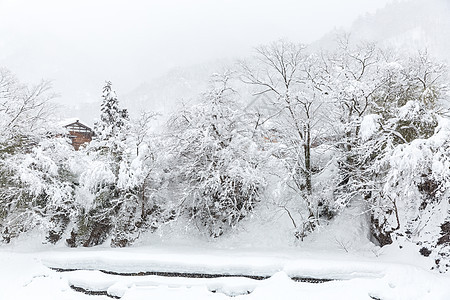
304;123;312;195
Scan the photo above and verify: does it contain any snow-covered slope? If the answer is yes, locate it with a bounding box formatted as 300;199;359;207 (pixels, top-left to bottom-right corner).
317;0;450;62
121;59;239;124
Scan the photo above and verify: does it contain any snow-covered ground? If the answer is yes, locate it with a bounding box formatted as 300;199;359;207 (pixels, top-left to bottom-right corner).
1;241;449;300
1;200;449;300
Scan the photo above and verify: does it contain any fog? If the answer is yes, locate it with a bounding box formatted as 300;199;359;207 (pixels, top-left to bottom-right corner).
0;0;395;106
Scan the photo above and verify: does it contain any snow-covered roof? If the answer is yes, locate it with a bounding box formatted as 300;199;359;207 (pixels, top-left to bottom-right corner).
59;118;92;129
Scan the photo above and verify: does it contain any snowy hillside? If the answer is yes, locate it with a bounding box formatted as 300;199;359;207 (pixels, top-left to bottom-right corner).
122;60;231;116
65;59;234;126
317;0;450;62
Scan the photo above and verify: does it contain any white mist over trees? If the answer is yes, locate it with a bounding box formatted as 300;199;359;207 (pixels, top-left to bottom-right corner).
0;35;449;272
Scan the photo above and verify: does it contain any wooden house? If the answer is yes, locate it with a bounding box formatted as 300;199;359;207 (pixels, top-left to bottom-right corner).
64;120;94;150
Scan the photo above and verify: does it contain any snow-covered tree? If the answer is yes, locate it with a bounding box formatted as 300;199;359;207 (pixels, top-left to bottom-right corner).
168;73;266;237
0;67;75;244
320;39;449;253
92;81;130;157
326;37;388;209
0;67;55;154
241;41;331;235
71;81;133;247
0;137;76;243
111;112;168;247
69;82;168;247
355;51;448;246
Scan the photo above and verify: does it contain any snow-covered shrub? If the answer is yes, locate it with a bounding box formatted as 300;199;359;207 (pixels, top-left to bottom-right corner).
368;117;450;271
355;106;441;246
111;141;169;247
168;74;266;237
0;138;76;243
359;52;447;245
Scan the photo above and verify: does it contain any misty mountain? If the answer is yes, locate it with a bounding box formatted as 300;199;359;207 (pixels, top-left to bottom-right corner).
122;60;231;117
318;0;450;62
63;59;234;126
66;0;450;126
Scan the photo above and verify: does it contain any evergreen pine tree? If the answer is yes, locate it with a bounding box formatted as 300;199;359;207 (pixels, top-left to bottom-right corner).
72;81;132;247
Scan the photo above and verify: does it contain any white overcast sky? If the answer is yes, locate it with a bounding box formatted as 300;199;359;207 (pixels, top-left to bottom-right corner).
0;0;396;104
